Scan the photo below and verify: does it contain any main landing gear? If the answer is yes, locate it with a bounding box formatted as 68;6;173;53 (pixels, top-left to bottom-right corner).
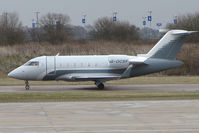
95;81;105;89
25;80;30;90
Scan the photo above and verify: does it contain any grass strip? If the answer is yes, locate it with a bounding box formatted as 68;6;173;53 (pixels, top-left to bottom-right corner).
0;91;199;103
0;76;199;86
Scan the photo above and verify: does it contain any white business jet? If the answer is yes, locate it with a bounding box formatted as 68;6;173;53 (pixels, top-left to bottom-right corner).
8;30;197;90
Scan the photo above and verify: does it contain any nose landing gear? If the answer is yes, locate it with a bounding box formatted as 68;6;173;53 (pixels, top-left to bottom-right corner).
95;81;105;89
25;80;30;90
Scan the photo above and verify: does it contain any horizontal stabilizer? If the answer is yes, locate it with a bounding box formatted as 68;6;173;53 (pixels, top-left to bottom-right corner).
171;30;198;35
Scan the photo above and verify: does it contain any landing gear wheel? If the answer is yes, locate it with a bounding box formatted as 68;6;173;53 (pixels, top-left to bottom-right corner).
95;81;105;89
97;83;104;89
25;80;30;90
25;85;30;90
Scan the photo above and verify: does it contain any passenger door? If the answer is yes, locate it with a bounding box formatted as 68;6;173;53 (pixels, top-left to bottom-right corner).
46;56;56;75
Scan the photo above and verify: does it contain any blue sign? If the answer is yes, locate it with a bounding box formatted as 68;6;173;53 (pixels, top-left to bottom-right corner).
113;16;117;22
174;19;177;24
143;21;146;26
56;21;60;25
148;16;152;22
82;18;86;24
156;23;162;27
32;23;36;28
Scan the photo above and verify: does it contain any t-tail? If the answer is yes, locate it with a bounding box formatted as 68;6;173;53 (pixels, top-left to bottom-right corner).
146;30;198;60
130;30;198;77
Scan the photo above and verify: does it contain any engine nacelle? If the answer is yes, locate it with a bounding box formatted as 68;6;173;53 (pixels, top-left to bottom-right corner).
108;55;129;68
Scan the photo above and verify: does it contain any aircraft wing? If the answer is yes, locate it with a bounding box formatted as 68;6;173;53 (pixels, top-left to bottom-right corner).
56;73;121;81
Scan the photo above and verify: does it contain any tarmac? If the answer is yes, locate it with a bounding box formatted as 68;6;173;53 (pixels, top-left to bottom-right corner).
0;100;199;133
0;84;199;92
0;85;199;133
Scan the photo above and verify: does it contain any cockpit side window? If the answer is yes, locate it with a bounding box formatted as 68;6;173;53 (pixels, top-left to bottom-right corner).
25;61;39;66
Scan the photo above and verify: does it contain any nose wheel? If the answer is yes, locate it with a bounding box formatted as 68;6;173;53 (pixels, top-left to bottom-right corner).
95;81;105;89
25;80;30;90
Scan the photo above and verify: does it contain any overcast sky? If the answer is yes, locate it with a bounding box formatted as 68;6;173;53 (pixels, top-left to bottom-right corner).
0;0;199;28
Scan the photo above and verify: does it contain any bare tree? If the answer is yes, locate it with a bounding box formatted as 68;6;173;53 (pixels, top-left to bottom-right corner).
167;13;199;42
90;17;139;41
29;24;43;43
39;13;72;44
0;12;25;45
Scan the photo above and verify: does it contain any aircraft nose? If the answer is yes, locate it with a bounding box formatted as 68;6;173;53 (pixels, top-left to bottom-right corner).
8;72;12;78
8;67;25;80
8;70;17;79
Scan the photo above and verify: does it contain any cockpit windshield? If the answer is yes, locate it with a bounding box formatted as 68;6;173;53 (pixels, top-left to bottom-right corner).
25;61;39;66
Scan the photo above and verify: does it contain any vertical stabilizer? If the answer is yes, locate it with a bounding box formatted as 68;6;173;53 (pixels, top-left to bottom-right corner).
146;30;197;60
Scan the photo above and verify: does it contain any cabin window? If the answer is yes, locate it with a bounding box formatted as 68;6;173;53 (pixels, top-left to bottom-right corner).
25;61;39;66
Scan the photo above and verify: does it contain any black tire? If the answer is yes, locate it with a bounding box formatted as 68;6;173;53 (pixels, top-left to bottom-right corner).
97;83;104;89
25;85;30;90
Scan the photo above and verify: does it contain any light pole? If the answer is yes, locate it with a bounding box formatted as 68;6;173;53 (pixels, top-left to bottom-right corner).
113;12;118;22
82;14;87;26
142;16;147;28
148;11;152;28
35;12;40;28
174;16;178;25
2;12;8;27
147;11;153;40
32;19;36;29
